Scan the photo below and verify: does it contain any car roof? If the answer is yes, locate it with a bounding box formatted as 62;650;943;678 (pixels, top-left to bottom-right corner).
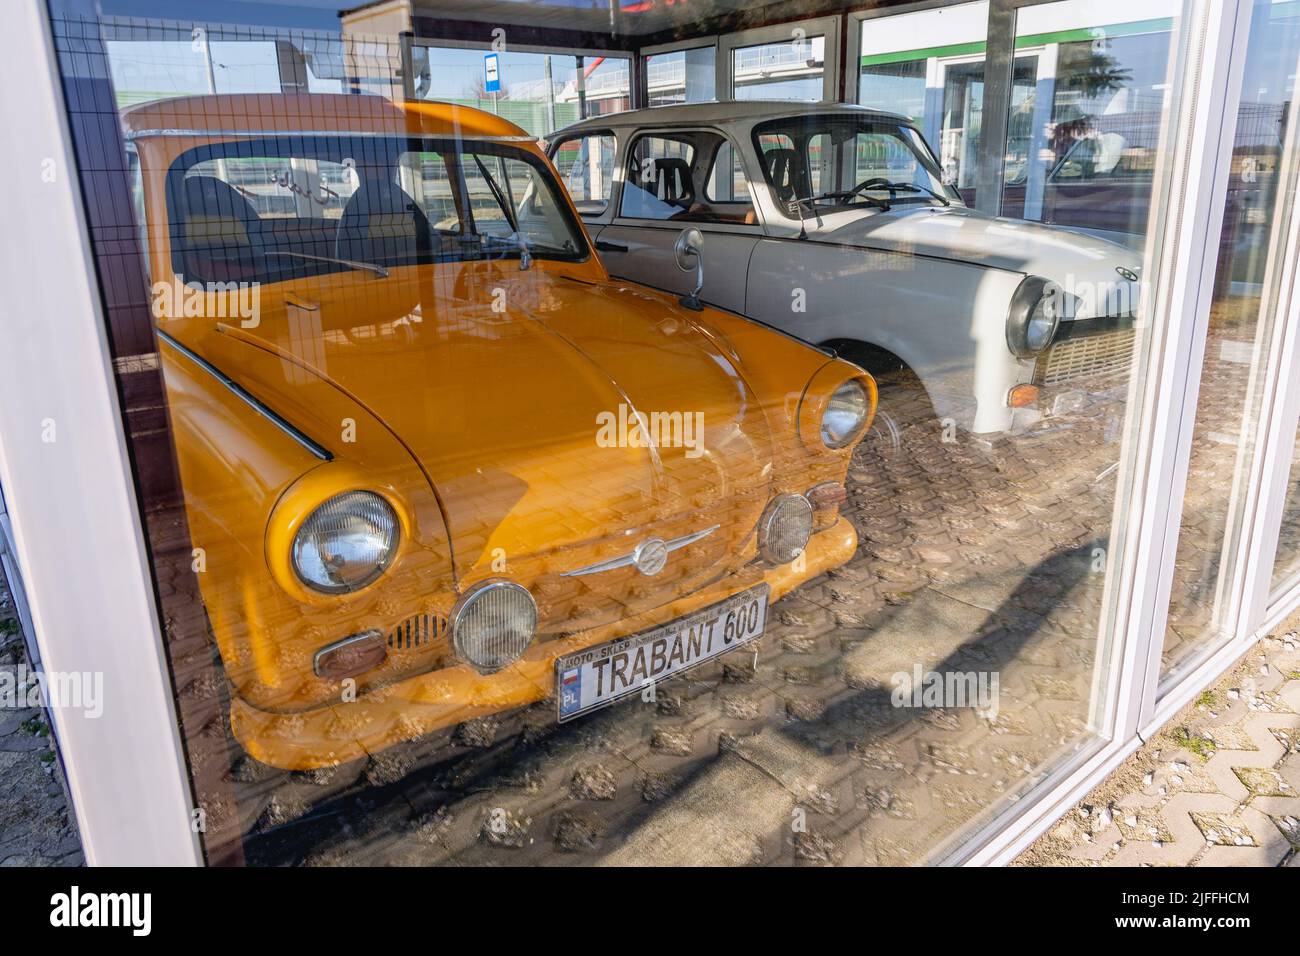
552;100;914;137
120;93;533;141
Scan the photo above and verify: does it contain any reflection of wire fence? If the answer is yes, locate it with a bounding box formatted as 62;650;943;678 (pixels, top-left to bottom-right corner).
1233;103;1289;150
92;15;404;106
732;40;824;71
580;61;631;96
647;56;685;88
1056;101;1286;155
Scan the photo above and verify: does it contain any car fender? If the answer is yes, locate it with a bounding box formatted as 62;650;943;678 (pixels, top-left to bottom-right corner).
745;238;1030;434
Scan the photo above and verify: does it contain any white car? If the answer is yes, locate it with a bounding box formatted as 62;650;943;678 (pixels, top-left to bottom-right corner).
549;101;1143;445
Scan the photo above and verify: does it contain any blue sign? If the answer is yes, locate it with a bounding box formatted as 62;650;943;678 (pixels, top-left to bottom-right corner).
483;53;501;93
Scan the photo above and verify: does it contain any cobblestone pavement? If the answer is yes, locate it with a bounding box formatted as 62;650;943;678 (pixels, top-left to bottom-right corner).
0;582;83;867
190;370;1123;866
1016;616;1300;867
3;318;1292;867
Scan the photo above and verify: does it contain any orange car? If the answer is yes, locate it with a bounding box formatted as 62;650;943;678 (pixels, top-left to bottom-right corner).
124;93;875;770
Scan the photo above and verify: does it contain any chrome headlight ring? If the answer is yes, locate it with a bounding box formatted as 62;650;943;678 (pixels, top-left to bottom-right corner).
291;490;399;595
1006;275;1061;359
820;379;871;449
450;579;539;674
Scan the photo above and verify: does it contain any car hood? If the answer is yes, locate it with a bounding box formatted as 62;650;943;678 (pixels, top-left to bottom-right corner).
190;265;778;593
817;204;1144;319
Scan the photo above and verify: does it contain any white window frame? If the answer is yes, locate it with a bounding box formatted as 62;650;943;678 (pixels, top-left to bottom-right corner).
718;16;842;103
0;0;201;865
640;36;722;106
960;0;1264;864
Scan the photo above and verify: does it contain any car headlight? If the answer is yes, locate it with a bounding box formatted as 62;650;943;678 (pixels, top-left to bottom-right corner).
451;580;539;673
821;379;870;449
291;491;399;594
1006;275;1060;358
758;493;813;565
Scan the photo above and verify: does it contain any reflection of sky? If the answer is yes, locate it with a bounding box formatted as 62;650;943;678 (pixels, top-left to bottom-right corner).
1243;0;1300;103
99;0;339;30
107;40;345;101
98;0;667;28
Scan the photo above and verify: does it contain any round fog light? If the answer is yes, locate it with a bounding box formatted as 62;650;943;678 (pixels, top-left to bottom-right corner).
451;581;538;673
758;493;813;565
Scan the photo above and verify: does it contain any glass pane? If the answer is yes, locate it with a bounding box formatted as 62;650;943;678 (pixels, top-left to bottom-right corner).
859;59;927;125
858;1;991;200
551;134;618;214
1004;6;1175;241
621;135;697;219
732;35;825;101
940;56;1035;204
1161;0;1300;684
412;46;630;136
704;143;752;205
646;46;717;105
46;0;1196;868
1275;423;1300;592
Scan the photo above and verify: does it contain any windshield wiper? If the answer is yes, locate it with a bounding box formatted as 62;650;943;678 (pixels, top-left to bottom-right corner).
473;155;532;271
265;250;388;278
858;181;952;206
813;189;891;212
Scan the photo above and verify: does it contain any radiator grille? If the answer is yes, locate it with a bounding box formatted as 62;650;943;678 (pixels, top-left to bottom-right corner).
1037;327;1136;387
387;613;448;650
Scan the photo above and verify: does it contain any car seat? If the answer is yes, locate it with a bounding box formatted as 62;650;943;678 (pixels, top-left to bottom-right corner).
652;157;694;209
177;175;264;282
765;148;812;203
335;178;433;267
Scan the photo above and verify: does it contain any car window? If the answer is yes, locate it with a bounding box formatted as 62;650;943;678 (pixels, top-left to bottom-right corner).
167;137;587;285
397;151;458;232
623;132;756;225
853;131;930;184
704;142;752;206
551;133;617;215
185;155;360;220
621;134;697;220
754;116;958;216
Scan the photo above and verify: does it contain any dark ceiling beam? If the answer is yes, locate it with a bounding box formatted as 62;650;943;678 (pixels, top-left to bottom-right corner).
408;16;642;52
632;0;904;48
410;0;914;52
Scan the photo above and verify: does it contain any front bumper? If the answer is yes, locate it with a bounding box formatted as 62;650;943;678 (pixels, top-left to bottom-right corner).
230;516;859;770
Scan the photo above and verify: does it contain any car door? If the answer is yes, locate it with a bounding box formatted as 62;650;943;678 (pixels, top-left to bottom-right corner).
580;128;763;315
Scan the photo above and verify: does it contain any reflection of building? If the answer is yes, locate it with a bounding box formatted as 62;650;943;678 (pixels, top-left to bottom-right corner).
859;0;1180;240
340;0;413;99
408;44;632;136
858;0;1297;257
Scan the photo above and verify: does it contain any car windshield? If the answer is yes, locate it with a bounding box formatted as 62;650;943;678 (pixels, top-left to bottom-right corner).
752;115;960;218
164;135;587;285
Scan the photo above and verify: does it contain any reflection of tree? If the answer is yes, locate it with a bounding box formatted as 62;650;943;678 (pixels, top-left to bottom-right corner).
1051;41;1133;150
465;76;508;100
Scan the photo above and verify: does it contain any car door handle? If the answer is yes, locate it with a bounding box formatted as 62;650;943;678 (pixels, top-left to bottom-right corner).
595;240;628;253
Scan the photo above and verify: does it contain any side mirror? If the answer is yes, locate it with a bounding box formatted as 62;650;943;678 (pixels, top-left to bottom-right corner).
674;227;704;311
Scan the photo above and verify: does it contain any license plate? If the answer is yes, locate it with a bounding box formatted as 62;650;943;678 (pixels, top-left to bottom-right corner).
555;585;769;722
